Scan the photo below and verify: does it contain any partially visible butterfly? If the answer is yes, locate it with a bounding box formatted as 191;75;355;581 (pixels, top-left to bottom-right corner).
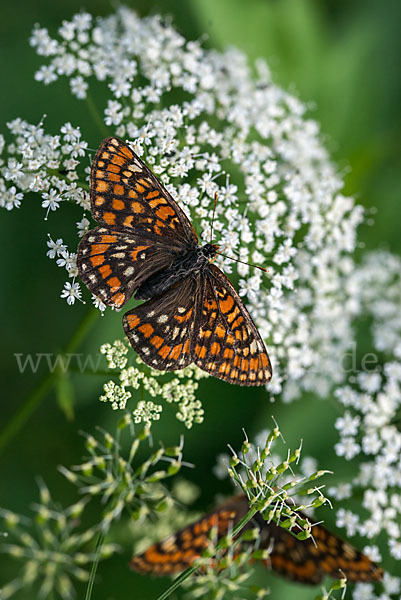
130;494;383;584
77;137;272;385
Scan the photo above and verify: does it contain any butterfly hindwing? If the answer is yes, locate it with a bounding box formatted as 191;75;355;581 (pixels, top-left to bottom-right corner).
193;264;272;385
123;275;201;370
90;137;198;244
263;517;383;584
301;522;383;583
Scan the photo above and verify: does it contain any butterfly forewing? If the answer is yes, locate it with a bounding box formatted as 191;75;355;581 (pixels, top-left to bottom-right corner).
130;494;383;584
77;226;178;308
130;500;245;575
90;137;198;243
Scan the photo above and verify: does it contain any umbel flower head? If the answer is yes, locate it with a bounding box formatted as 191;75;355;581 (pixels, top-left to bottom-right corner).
1;6;363;400
329;251;401;600
0;480;117;600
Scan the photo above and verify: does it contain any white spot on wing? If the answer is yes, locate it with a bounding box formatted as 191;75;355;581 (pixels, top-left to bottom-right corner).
249;340;258;354
128;162;142;173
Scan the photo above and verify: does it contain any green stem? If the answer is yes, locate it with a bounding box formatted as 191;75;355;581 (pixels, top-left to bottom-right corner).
155;506;258;600
86;92;110;138
85;529;106;600
0;307;99;455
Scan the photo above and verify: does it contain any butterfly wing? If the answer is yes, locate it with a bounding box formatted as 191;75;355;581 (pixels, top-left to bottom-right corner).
263;514;383;584
130;498;245;576
77;226;179;308
78;137;198;307
260;517;327;584
130;495;383;584
89;137;198;243
122;275;202;370
192;264;272;385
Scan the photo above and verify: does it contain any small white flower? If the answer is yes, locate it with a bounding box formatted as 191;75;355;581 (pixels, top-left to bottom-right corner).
335;411;360;436
328;482;352;500
70;75;88;99
92;294;106;312
334;436;360;460
4;158;24;181
1;186;23;210
300;456;318;477
273;239;297;265
60;281;82;305
42;189;61;214
56;250;71;269
336;508;359;536
383;572;401;595
46;236;67;258
76;216;90;237
362;544;382;562
35;64;58;85
60;122;81;141
389;537;401;559
352;583;375;600
358;371;382;393
104;100;123;126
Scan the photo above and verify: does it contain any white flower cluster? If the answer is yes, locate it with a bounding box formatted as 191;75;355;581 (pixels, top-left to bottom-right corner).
100;339;128;369
331;251;401;599
100;340;208;427
0;118;90;304
0;6;366;398
133;400;162;425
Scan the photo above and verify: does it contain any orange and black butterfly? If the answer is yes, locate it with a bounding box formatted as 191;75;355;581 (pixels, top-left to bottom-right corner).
77;138;272;385
130;494;383;584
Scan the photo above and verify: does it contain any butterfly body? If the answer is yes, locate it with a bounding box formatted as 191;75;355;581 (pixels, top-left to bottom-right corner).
77;137;272;385
135;243;219;301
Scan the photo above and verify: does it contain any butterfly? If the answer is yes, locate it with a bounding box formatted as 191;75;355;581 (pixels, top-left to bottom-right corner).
77;137;272;385
130;493;383;584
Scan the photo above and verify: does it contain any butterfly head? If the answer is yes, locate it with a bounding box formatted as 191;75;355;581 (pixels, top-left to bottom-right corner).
201;243;219;262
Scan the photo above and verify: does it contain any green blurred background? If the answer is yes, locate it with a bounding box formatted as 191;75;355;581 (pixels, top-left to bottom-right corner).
1;0;400;598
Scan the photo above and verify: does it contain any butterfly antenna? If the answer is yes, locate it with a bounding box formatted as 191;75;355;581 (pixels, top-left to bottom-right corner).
209;191;218;243
216;250;268;273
